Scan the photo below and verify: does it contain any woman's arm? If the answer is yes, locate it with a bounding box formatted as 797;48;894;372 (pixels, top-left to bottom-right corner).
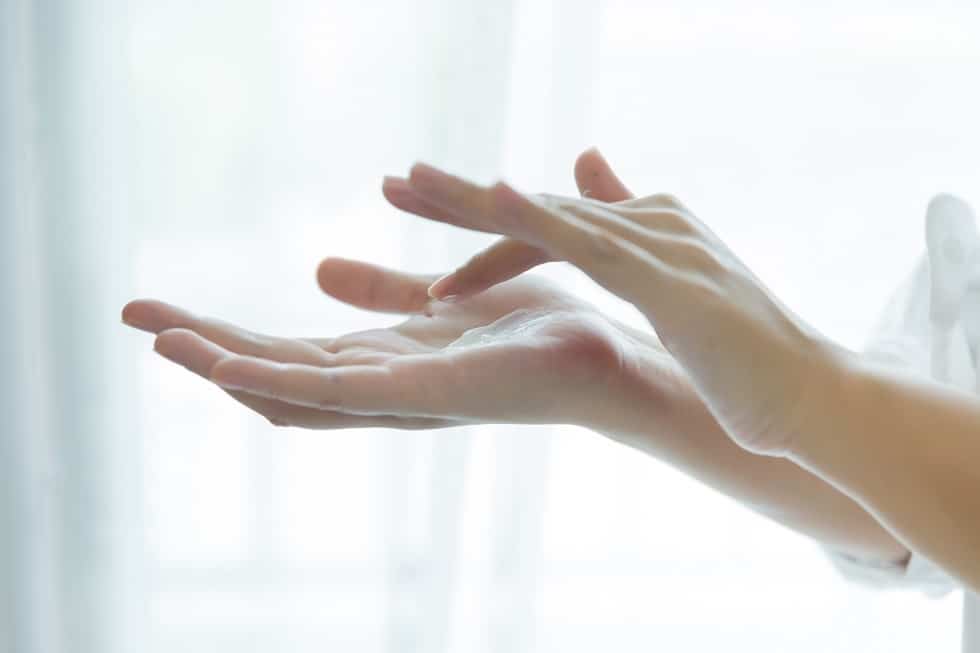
388;148;910;567
788;347;980;592
396;160;978;590
584;321;911;565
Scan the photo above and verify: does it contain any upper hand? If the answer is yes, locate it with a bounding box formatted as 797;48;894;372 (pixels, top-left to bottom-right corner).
396;158;843;456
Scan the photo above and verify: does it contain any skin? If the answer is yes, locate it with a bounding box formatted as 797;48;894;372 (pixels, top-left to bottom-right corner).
391;152;980;593
123;148;909;575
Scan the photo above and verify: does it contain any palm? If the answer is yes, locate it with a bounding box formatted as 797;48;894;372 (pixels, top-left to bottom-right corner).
123;258;627;429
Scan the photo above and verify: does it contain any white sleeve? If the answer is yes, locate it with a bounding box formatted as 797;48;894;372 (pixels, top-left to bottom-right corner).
820;254;959;597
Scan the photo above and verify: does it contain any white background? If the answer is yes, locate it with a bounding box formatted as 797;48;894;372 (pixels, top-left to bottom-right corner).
3;0;977;651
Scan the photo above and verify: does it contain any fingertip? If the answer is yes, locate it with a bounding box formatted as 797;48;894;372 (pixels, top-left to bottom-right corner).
120;301;140;327
315;257;338;289
407;161;436;188
574;146;634;203
121;298;162;332
316;255;364;290
574;146;605;176
152;329;199;370
207;356;234;383
578;145;602;162
315;256;364;298
382;175;410;191
381;176;413;206
153;326;195;352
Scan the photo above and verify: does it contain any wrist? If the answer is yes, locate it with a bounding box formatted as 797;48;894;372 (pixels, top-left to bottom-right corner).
569;329;696;450
783;341;898;496
781;338;857;461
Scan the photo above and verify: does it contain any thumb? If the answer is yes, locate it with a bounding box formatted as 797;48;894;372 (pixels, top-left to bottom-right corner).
574;147;635;203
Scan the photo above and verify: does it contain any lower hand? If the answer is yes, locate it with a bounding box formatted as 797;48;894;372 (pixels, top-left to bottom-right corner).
121;149;673;432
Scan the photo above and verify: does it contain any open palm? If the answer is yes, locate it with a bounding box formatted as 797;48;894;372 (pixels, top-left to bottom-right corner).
122;258;633;430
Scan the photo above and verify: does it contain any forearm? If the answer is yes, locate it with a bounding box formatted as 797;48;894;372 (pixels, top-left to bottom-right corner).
579;325;909;564
789;346;980;593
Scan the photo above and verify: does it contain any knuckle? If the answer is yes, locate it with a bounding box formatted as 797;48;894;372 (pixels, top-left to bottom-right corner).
677;273;726;309
582;228;623;260
313;371;342;409
627;192;683;210
652;192;683;208
673;237;725;272
643;208;697;234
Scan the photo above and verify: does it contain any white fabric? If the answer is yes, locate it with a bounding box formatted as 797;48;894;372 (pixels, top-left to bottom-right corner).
823;198;980;651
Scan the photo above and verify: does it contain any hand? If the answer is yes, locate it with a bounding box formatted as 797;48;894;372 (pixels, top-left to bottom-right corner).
394;157;843;456
121;149;666;431
382;146;636;301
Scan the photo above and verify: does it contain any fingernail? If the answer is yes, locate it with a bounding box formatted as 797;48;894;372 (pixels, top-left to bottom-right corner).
438;294;461;303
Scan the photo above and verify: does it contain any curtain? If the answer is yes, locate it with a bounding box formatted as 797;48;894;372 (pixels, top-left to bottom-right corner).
3;0;978;651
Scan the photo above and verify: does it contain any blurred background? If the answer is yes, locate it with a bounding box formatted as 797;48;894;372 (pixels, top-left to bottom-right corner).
2;0;977;651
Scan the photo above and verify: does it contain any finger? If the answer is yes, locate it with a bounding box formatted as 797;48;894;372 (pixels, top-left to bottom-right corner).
154;327;233;376
152;328;447;429
153;327;309;418
210;353;458;416
427;237;550;300
486;182;675;305
572;146;688;212
383;175;501;235
557;201;718;277
428;148;637;299
406;163;678;307
406;162;503;226
573;147;689;212
407;163;675;265
316;257;437;315
406;162;680;246
250;400;451;429
542;194;700;240
124;299;331;365
227;386;452;430
387;174;569;239
574;146;635;202
122;298;185;334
